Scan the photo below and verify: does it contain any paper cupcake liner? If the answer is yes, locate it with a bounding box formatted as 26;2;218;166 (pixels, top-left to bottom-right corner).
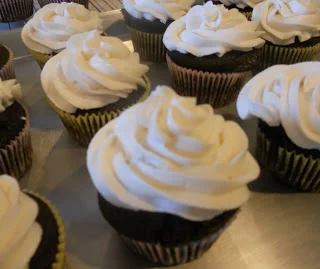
256;126;320;192
0;107;33;180
28;48;56;70
0;45;15;81
120;211;238;266
258;42;319;71
167;55;249;108
0;0;33;23
128;27;166;62
24;190;66;269
37;0;89;8
48;77;151;147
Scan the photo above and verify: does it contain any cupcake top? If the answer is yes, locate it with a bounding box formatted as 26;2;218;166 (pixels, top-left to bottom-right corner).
0;175;42;269
87;86;260;221
252;0;320;45
123;0;195;23
220;0;264;9
237;62;320;150
21;2;102;54
41;30;149;113
163;2;265;57
0;79;22;112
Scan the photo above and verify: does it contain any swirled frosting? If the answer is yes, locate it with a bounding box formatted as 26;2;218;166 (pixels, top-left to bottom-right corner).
163;2;265;57
87;86;260;221
123;0;195;23
0;175;42;269
252;0;320;45
237;62;320;150
220;0;264;9
0;79;22;112
41;30;149;113
21;3;102;54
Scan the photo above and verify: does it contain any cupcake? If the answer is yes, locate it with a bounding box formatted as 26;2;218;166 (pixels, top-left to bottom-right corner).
237;62;320;192
41;30;150;147
37;0;89;8
21;2;102;69
0;44;15;81
122;0;195;62
163;2;265;108
87;86;260;266
252;0;320;71
0;79;32;179
0;0;33;23
0;174;65;269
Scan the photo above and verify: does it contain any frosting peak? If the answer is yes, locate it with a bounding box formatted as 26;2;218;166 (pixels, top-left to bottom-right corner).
41;30;149;113
87;86;260;221
237;62;320;150
0;79;22;112
163;3;265;57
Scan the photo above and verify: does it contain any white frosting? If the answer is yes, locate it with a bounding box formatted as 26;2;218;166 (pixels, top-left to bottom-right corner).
21;3;102;54
163;3;265;57
220;0;264;9
0;175;42;269
237;62;320;150
87;86;260;221
41;30;149;113
0;79;22;112
252;0;320;45
123;0;195;23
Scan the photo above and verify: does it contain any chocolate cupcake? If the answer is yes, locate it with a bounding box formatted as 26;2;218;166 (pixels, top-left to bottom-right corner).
0;79;32;179
163;2;265;108
252;0;320;72
0;175;65;269
37;0;89;8
41;30;150;147
21;2;102;69
0;0;33;23
237;62;320;192
122;0;194;62
87;86;260;266
0;44;15;81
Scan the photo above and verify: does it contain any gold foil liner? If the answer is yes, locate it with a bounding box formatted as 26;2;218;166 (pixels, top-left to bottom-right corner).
120;211;238;266
24;190;66;269
128;27;166;62
48;76;151;147
0;0;33;23
0;45;15;81
167;55;249;108
0;106;33;180
256;126;320;192
258;42;319;71
28;49;56;70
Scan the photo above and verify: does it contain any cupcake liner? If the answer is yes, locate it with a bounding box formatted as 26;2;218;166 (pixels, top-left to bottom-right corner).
167;55;249;108
128;27;166;62
24;191;66;269
258;42;319;71
0;45;15;81
28;48;56;70
256;125;320;192
0;107;33;180
0;0;33;23
37;0;89;8
120;211;238;266
47;77;151;147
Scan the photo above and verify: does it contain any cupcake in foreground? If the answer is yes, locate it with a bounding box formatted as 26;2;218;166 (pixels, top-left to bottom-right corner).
0;175;65;269
237;62;320;192
163;2;265;108
87;86;260;266
0;0;33;23
0;44;15;81
21;2;102;69
122;0;194;62
252;0;320;71
0;79;32;179
41;30;150;147
37;0;89;8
